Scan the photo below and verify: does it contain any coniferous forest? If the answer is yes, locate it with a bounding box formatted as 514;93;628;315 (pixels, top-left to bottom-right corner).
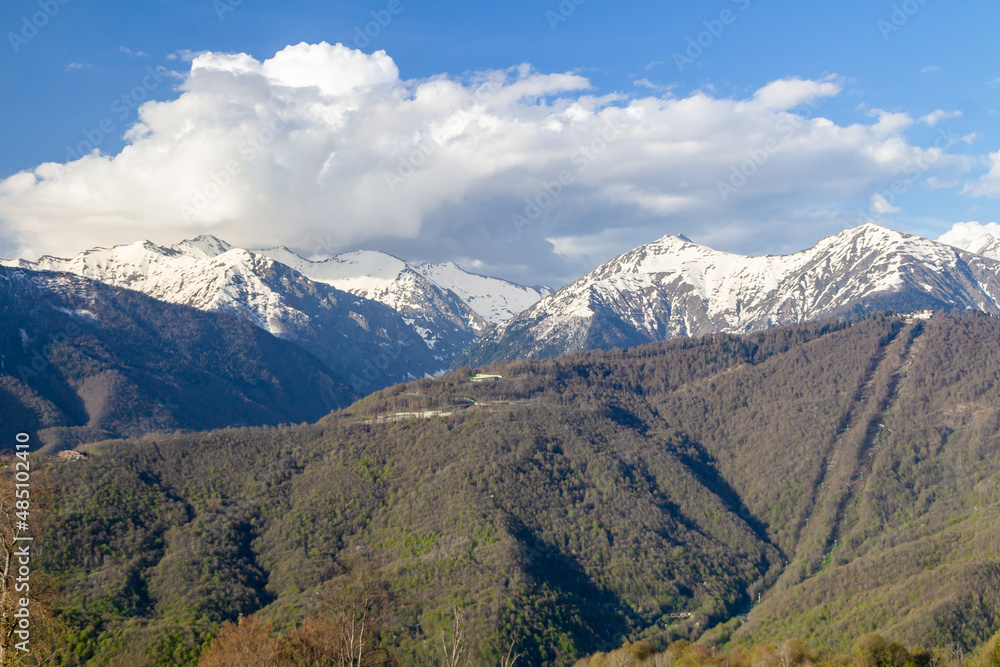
4;312;1000;665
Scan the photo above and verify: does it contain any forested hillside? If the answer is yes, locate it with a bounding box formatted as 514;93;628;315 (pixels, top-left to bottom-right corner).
0;266;355;451
26;313;1000;665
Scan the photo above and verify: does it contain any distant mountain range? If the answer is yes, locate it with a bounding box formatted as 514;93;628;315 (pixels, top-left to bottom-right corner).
2;237;550;389
256;244;550;363
462;224;1000;364
8;223;1000;425
257;244;549;326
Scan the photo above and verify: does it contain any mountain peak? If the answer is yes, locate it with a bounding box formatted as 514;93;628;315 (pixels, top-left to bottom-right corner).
939;229;1000;262
172;235;234;258
652;232;701;247
966;233;1000;257
464;223;1000;365
840;222;908;242
810;224;919;257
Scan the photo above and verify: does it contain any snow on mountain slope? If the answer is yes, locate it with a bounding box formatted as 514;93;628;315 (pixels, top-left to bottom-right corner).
1;235;551;383
9;241;314;334
1;240;443;390
172;235;234;258
462;224;1000;364
255;247;487;360
260;247;408;292
12;242;287;329
943;232;1000;261
0;264;358;447
413;261;552;325
253;246;552;363
258;247;549;326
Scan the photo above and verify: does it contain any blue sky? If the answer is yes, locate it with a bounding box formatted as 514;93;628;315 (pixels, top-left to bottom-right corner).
1;0;998;285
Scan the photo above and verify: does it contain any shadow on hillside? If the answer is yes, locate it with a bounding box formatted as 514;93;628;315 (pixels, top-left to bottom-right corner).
506;517;634;656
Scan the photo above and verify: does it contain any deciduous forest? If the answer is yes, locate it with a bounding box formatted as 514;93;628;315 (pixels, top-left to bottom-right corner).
8;313;1000;664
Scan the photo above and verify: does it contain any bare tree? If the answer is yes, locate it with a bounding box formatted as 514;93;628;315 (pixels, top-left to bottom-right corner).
0;455;57;666
440;608;467;667
312;562;395;667
498;637;521;667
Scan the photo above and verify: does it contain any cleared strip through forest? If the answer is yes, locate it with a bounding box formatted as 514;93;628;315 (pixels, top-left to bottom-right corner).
773;319;926;590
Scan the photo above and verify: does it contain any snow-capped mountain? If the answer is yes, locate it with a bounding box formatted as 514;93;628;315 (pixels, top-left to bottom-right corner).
258;247;550;320
173;234;235;258
176;240;549;328
252;246;550;362
1;240;444;391
2;236;550;386
942;231;1000;261
462;223;1000;364
254;247;486;363
411;261;552;325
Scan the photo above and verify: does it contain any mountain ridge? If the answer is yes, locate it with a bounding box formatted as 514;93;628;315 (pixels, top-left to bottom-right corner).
2;236;551;376
461;223;1000;364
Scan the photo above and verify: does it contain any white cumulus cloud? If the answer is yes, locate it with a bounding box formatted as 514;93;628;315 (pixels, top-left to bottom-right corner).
0;42;976;285
870;193;901;215
965;151;1000;197
938;221;1000;249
